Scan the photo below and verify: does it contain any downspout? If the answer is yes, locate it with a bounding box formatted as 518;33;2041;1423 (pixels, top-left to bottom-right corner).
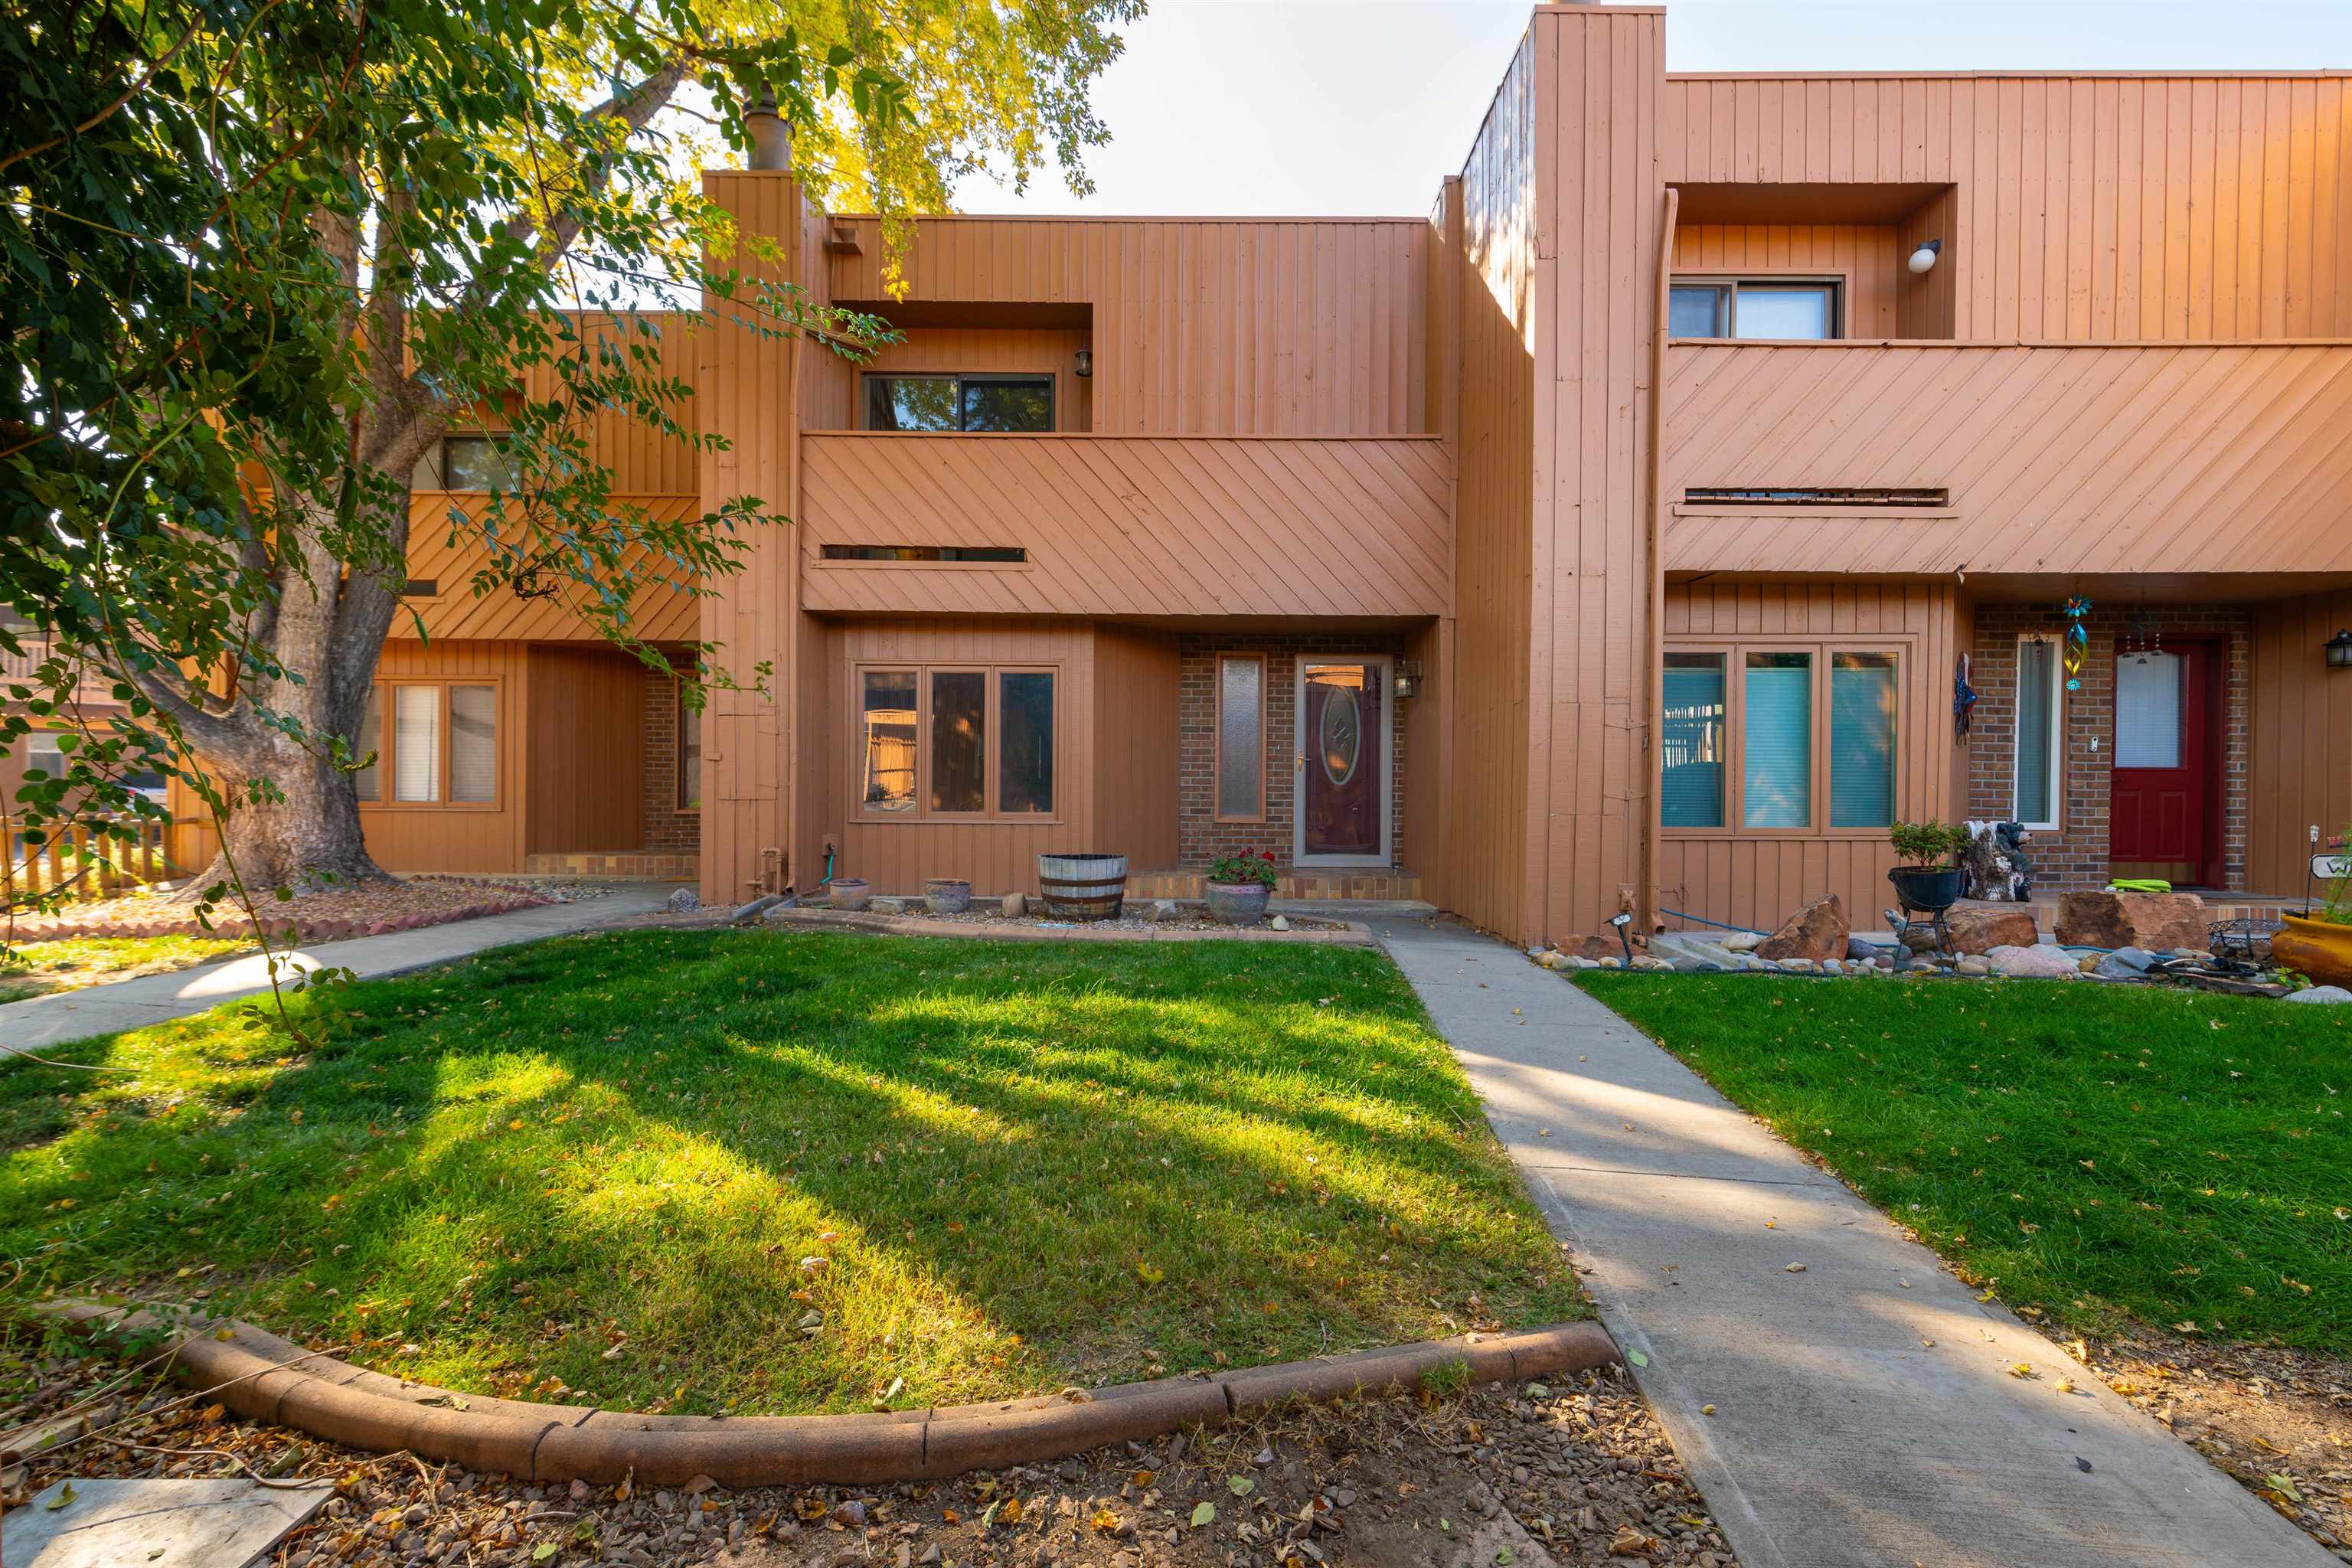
1642;187;1679;936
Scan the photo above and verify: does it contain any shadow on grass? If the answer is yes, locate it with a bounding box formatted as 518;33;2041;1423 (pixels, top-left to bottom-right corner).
0;930;1582;1414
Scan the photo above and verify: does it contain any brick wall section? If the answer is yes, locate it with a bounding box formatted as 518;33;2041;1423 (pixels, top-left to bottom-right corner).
1965;605;2248;891
641;666;701;854
1176;634;1407;870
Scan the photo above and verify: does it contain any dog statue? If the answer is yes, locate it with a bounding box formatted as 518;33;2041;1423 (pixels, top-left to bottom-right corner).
1960;820;2034;903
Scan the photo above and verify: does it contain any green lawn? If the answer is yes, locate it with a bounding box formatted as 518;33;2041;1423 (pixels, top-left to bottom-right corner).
0;930;1580;1414
1581;974;2352;1350
0;934;254;1004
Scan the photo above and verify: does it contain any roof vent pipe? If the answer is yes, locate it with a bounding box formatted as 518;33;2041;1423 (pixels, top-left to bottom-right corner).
745;93;792;172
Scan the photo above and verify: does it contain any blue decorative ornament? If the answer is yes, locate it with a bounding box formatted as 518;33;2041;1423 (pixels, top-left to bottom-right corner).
2060;595;2093;691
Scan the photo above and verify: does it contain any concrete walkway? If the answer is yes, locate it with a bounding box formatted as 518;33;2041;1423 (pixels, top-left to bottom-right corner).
1373;915;2331;1568
2;884;676;1052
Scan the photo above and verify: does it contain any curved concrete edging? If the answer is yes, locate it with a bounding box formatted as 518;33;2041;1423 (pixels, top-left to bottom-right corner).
760;907;1379;948
42;1302;1615;1487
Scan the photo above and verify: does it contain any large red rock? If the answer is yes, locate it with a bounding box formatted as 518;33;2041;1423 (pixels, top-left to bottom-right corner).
1551;934;1630;962
2053;890;2210;953
1944;903;2040;956
1756;893;1850;962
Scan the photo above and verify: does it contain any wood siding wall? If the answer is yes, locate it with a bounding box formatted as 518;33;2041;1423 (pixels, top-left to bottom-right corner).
397;494;701;642
1093;626;1181;873
1662;341;2352;577
797;435;1451;618
2249;588;2352;895
524;647;646;854
820;326;1093;432
1670;224;1902;335
1663;73;2352;340
820;217;1427;435
357;641;531;874
1657;580;1960;932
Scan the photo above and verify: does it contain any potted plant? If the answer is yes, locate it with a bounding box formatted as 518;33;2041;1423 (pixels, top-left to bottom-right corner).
2272;828;2352;987
1886;820;1970;913
1205;850;1279;925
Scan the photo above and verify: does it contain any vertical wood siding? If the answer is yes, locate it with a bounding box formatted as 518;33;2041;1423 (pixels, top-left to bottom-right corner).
2248;588;2352;895
1093;627;1181;871
1670;224;1902;335
357;640;531;874
832;326;1094;431
1663;74;2352;339
524;647;647;854
511;313;702;493
1656;580;1959;932
820;217;1427;435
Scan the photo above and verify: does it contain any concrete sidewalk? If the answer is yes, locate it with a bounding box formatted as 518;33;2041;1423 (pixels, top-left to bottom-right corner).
1374;914;2331;1568
2;884;676;1052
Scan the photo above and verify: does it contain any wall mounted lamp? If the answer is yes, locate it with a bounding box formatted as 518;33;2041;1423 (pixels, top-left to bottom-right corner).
1073;349;1093;378
1907;239;1943;274
1393;658;1423;699
2328;629;2352;670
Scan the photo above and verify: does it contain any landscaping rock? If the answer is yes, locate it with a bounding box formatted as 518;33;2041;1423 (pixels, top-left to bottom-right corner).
1956;956;1991;976
1269;915;1290;932
2106;945;2159;972
1553;934;1628;962
2054;890;2210;953
1776;958;1816;974
1821;958;1845;974
1001;893;1025;918
1988;944;2077;979
871;897;907;915
1944;904;2039;955
2092;953;2151;981
1630;955;1671;972
730;893;786;925
1754;893;1849;962
1148;900;1178;922
1538;949;1574;970
2285;985;2352;1004
1846;938;1883;962
1720;931;1762;952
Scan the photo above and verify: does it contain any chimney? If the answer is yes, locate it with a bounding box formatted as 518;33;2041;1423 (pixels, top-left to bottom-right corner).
745;93;791;172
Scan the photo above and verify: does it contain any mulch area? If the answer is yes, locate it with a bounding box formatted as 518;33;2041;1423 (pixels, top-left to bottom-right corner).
5;875;555;945
1;1347;1735;1568
2076;1327;2352;1559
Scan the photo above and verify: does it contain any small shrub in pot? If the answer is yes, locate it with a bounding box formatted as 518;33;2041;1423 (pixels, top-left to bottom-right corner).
1205;850;1279;925
1886;820;1970;912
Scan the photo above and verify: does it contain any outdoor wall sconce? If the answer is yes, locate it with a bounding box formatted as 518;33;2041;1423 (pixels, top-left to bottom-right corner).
1907;239;1943;274
1393;658;1423;699
2328;629;2352;670
1073;349;1093;378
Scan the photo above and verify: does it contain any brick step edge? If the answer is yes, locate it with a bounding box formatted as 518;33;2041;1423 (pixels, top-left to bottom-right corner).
33;1301;1617;1488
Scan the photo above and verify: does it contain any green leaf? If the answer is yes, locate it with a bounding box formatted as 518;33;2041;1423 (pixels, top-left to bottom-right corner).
1191;1502;1215;1527
532;1546;559;1563
45;1481;77;1511
1626;1348;1650;1367
1227;1475;1254;1498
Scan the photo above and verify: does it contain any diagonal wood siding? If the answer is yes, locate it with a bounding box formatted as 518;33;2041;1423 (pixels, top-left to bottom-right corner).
397;494;703;642
796;435;1451;618
1663;341;2352;577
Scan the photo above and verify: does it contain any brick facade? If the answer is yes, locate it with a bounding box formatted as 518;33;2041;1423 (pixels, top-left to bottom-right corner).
1965;605;2249;891
641;667;701;854
1176;634;1407;871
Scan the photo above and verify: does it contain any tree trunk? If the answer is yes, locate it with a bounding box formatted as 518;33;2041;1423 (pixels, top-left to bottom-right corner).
182;726;390;896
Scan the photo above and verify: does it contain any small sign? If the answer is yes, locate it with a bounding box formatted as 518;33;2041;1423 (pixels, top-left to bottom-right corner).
2314;854;2352;881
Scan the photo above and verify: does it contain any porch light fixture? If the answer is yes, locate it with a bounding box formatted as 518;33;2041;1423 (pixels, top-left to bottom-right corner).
1393;658;1423;699
1907;239;1943;274
2328;629;2352;670
1073;349;1093;378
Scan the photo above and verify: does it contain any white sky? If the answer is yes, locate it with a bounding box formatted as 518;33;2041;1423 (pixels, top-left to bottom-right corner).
948;1;2352;218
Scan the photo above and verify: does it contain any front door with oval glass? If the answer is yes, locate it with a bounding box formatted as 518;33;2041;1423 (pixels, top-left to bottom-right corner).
1296;660;1389;864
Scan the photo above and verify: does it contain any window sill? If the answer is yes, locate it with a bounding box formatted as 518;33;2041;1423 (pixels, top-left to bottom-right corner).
359;801;503;814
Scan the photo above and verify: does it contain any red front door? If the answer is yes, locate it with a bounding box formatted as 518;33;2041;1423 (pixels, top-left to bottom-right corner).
1299;662;1383;861
2109;639;2220;886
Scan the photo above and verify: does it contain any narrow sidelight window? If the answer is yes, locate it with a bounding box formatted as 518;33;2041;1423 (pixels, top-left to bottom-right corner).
394;684;440;802
678;684;701;810
1828;653;1896;828
2013;636;2060;828
353;691;382;802
999;672;1055;814
449;686;496;803
1659;653;1726;828
1742;652;1812;828
929;671;987;813
1216;654;1265;821
861;671;918;812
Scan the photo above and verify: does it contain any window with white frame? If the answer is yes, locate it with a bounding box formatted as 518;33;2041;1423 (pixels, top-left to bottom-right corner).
1668;279;1843;340
2011;635;2063;829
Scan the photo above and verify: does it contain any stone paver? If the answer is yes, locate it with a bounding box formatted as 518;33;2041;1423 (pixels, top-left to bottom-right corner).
1374;914;2331;1568
0;884;675;1051
2;1477;332;1568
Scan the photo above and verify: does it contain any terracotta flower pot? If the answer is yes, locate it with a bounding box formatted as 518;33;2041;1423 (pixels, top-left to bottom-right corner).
923;877;972;916
829;877;871;912
2272;912;2352;989
1205;881;1272;926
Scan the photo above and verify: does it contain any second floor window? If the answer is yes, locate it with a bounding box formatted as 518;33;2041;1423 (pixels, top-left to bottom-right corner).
864;374;1054;433
1669;279;1841;341
412;433;518;491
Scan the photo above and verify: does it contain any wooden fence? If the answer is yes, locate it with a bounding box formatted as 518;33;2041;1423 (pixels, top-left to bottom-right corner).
5;816;176;905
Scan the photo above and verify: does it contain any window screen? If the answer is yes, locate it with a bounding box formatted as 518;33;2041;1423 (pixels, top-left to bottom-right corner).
1668;285;1728;337
861;671;918;811
1743;653;1812;828
1828;654;1896;828
929;671;986;813
1659;653;1726;828
678;687;701;809
2014;638;2059;825
394;685;440;802
353;690;381;802
1217;655;1263;819
1733;283;1837;340
999;672;1054;815
449;686;495;802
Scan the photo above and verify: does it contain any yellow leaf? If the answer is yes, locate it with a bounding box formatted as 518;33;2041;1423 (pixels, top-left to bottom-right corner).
1135;1263;1164;1285
2007;1364;2037;1380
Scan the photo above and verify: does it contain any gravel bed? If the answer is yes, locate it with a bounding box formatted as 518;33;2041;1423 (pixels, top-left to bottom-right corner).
8;874;557;942
2;1350;1733;1567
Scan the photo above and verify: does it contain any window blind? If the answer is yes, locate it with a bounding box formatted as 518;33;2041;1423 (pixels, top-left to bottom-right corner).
2014;639;2057;823
394;685;439;802
2114;653;2183;768
1743;655;1811;828
1659;655;1725;828
449;686;495;802
1828;654;1896;828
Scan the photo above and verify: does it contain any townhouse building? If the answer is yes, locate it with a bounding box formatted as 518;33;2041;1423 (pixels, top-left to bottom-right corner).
184;5;2352;949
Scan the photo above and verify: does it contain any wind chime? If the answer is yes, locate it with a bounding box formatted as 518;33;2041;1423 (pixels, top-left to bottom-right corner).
2060;594;2093;691
2122;608;2164;665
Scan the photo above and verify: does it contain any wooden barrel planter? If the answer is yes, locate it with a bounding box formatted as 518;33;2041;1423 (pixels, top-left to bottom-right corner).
1037;854;1129;920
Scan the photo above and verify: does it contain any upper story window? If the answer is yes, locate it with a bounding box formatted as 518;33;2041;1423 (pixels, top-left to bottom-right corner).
864;374;1054;433
1669;279;1842;341
412;433;518;491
